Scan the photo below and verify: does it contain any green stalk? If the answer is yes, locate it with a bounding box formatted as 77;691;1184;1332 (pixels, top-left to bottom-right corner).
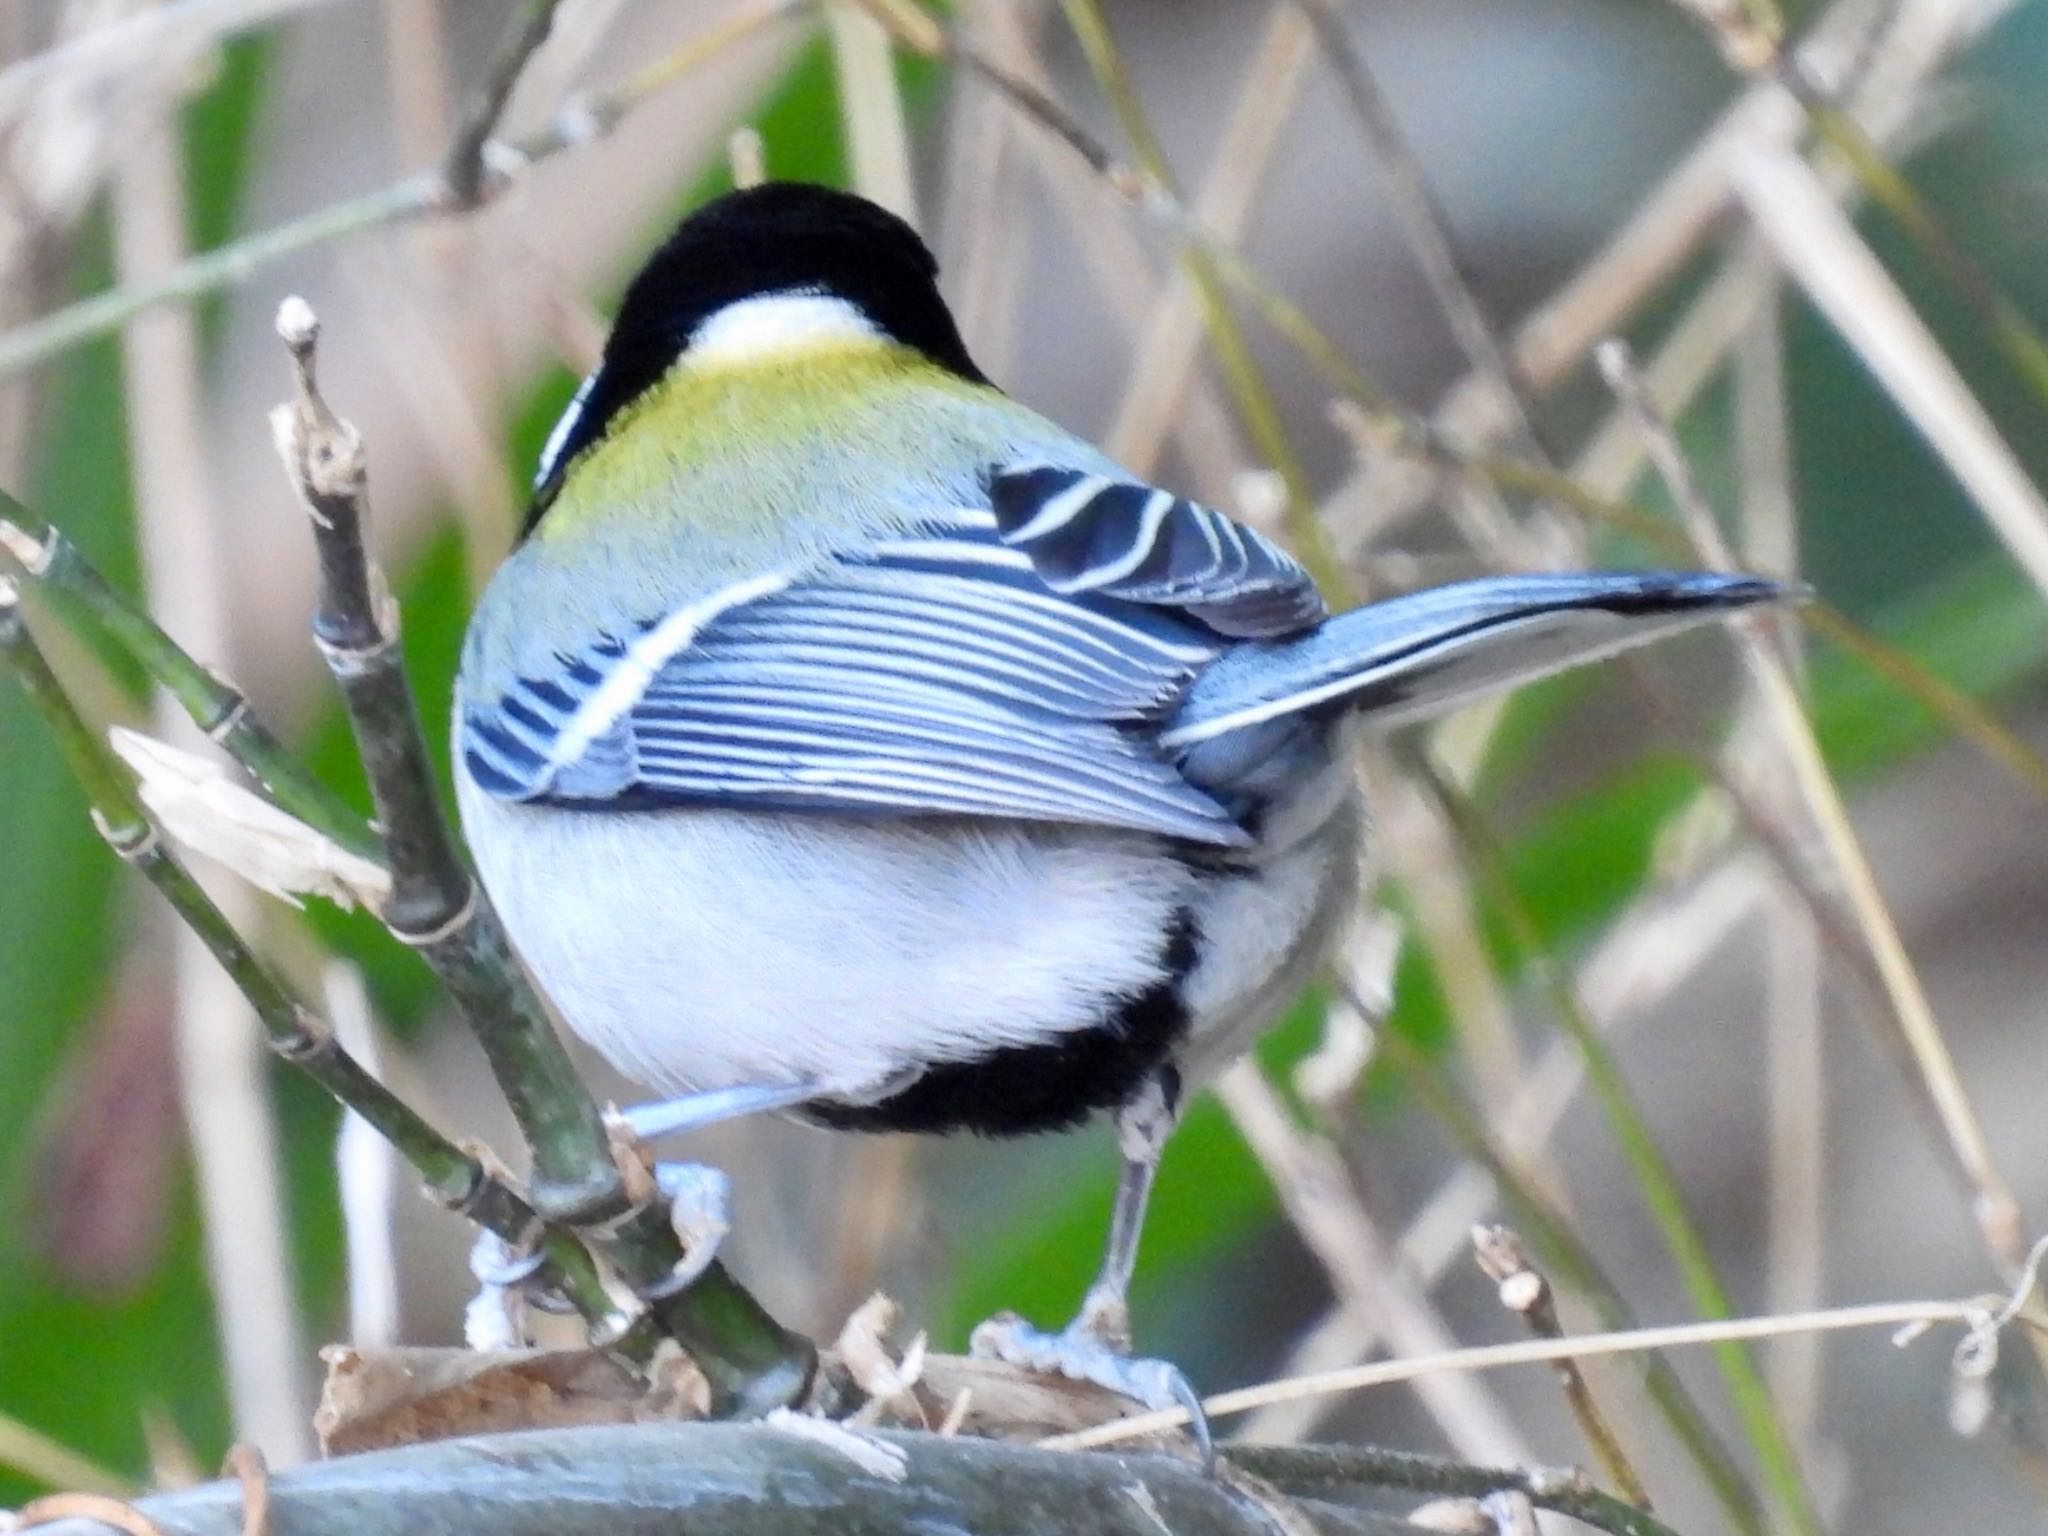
272;315;812;1414
1056;0;1348;598
0;487;380;862
1382;1030;1768;1536
0;584;615;1332
1416;758;1825;1536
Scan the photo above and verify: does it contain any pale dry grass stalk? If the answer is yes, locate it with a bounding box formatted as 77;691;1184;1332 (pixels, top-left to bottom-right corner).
328;962;400;1350
1290;0;1545;462
1733;292;1829;1446
111;88;311;1467
341;245;518;583
1601;333;2028;1276
933;1;1035;378
728;126;768;189
1102;5;1314;476
1054;0;1325;568
1732;145;2048;602
827;1;918;224
1324;0;2019;549
1240;898;1651;1445
378;0;456;167
1359;760;1535;1146
0;0;809;380
1215;1060;1534;1466
943;0;1247;501
0;1409;133;1498
1242;861;1769;1451
0;0;336;129
373;0;520;587
1571;243;1780;502
1047;1297;2004;1453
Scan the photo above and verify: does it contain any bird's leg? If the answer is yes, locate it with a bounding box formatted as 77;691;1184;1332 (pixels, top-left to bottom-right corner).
1069;1073;1175;1351
464;1079;822;1332
970;1070;1211;1466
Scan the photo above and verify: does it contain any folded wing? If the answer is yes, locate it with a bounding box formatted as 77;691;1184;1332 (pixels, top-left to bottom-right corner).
461;463;1330;845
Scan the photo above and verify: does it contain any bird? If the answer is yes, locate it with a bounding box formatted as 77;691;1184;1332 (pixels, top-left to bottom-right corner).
453;179;1788;1445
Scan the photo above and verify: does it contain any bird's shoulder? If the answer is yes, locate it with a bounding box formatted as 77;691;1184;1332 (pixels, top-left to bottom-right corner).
469;360;1110;691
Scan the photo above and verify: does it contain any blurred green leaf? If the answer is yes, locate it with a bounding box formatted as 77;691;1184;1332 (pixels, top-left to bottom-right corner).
0;39;292;1501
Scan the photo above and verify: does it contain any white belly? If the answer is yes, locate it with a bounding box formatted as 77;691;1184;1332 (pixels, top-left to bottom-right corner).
457;761;1363;1114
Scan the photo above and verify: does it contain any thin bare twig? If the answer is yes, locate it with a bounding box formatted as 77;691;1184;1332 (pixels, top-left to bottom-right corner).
1215;1061;1532;1465
1415;756;1824;1536
0;0;806;381
1053;0;1330;583
441;0;568;209
946;0;1247;501
113;120;309;1465
1045;1296;2004;1451
1290;0;1547;461
1384;1029;1767;1536
268;301;813;1412
1472;1227;1651;1508
1597;334;2028;1275
1102;6;1313;476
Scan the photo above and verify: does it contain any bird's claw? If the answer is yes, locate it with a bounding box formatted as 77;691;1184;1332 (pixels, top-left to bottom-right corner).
464;1229;573;1349
969;1311;1213;1470
645;1161;732;1296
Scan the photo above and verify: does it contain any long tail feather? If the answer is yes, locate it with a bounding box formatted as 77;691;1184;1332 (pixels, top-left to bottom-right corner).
1163;570;1792;748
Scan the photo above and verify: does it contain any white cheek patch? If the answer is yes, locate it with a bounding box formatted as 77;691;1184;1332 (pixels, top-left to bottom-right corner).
535;366;603;489
686;291;881;367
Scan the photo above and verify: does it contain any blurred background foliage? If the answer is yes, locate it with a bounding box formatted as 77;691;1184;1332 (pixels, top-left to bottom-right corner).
3;0;2048;1530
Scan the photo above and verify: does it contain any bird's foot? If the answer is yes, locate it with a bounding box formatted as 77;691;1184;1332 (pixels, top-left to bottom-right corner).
462;1159;732;1342
465;1228;574;1349
969;1311;1212;1469
645;1160;732;1295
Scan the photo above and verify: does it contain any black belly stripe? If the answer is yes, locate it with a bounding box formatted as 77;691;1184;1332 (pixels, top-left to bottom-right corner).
802;909;1200;1138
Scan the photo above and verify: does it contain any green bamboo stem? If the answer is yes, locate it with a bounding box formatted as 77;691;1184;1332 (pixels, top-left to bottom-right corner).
270;307;811;1414
1414;757;1825;1536
0;487;380;862
0;582;615;1331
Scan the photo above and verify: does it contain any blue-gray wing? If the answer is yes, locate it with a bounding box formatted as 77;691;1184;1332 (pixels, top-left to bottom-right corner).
462;463;1330;844
989;463;1326;638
